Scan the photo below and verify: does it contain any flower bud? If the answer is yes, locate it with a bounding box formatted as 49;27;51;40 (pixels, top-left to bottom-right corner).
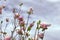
2;4;6;8
17;29;23;35
29;21;35;27
0;6;2;14
6;18;9;22
25;32;29;37
14;13;20;18
27;7;33;15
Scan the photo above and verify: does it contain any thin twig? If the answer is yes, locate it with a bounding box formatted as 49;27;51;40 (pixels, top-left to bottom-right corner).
24;14;30;40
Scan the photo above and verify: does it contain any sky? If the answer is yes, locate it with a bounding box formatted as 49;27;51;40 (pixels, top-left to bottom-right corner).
0;0;60;40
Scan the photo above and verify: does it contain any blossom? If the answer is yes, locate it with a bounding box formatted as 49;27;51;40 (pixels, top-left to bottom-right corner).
40;23;51;29
27;21;35;31
4;36;11;40
29;23;34;27
17;29;23;35
38;33;44;39
18;16;23;21
27;7;33;15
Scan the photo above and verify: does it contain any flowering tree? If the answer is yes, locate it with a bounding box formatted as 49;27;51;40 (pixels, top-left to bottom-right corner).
0;2;51;40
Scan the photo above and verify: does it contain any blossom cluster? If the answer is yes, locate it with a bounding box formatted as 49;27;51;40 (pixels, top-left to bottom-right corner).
0;3;51;40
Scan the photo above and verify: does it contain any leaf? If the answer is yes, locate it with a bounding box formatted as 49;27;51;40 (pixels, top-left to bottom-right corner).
28;38;31;40
27;11;31;15
27;27;31;31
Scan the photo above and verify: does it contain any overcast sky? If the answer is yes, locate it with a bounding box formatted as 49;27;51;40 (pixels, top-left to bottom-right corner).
0;0;60;40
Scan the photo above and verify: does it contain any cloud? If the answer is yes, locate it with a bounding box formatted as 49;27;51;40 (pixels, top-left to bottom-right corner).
46;0;60;2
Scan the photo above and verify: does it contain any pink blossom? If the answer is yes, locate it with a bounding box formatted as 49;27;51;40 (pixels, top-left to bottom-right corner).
29;7;33;12
29;21;35;27
4;36;11;40
18;16;23;21
40;23;51;29
27;7;33;14
29;23;34;27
